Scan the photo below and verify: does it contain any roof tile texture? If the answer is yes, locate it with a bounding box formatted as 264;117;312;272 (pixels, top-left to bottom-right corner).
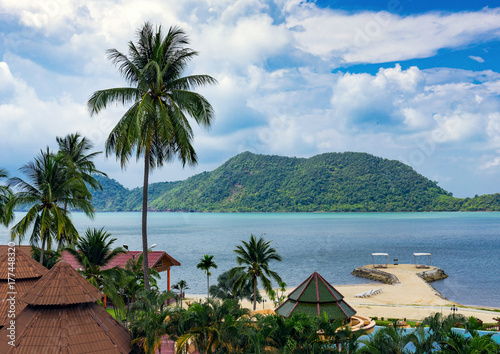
61;250;180;271
0;304;132;353
0;279;38;327
0;247;48;280
21;261;102;306
276;271;357;320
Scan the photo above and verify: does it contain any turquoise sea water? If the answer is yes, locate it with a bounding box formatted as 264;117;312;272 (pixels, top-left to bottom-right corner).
1;212;499;307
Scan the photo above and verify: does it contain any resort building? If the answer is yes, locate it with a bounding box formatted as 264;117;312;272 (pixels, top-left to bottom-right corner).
0;246;47;329
61;249;181;291
0;260;132;353
276;271;357;322
275;271;375;333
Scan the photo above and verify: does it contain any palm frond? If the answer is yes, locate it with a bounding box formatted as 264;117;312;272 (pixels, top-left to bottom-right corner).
88;87;140;116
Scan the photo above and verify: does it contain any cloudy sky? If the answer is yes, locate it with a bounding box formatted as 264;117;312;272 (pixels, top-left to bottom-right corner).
1;0;500;198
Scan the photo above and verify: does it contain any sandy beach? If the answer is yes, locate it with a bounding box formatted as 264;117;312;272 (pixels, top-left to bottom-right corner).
185;264;499;323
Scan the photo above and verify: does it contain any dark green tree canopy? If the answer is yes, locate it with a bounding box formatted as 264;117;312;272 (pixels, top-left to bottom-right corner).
9;148;94;263
56;132;106;193
209;269;262;303
0;168;14;226
230;234;282;311
197;254;218;299
88;22;216;169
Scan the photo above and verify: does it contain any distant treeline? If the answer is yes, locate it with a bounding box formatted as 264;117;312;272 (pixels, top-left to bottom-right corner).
90;151;500;212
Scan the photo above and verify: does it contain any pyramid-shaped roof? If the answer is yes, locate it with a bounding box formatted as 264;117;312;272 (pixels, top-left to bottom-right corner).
275;272;356;321
0;246;48;328
0;247;47;280
0;258;131;353
0;302;132;353
21;260;103;306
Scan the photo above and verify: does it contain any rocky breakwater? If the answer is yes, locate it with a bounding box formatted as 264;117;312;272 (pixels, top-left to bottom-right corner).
351;266;401;285
417;267;448;282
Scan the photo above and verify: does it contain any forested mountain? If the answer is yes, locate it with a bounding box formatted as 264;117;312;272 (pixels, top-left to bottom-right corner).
90;152;500;212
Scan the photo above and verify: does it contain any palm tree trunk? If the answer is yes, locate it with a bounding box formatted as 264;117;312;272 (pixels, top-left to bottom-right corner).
39;236;46;264
142;151;150;291
207;274;210;299
253;276;257;311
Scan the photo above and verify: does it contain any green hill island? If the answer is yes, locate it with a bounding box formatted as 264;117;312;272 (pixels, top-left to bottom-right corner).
91;151;500;212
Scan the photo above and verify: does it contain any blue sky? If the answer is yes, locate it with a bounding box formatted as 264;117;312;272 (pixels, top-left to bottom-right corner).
1;0;500;198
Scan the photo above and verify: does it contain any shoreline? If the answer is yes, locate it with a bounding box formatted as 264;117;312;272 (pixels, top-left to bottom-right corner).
183;264;500;322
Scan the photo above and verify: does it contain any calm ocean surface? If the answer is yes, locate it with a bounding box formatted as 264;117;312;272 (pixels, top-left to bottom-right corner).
1;212;499;308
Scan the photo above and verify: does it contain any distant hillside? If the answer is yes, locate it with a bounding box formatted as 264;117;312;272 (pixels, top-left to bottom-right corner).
90;152;500;212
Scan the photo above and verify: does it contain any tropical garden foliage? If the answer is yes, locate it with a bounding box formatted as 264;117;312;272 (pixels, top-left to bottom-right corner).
8;146;95;263
88;21;216;290
209;269;262;303
129;289;176;354
127;302;500;354
172;279;189;307
65;227;125;308
230;234;282;311
0;168;13;226
197;254;218;299
358;314;500;354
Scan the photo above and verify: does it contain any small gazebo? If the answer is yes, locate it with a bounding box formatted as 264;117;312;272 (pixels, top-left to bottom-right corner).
413;253;431;268
0;246;48;329
0;261;132;353
275;272;357;323
372;253;388;268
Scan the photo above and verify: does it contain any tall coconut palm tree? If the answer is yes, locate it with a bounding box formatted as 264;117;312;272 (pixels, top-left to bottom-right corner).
197;254;217;299
87;22;216;290
230;234;282;310
56;133;106;197
9;149;94;264
0;168;14;226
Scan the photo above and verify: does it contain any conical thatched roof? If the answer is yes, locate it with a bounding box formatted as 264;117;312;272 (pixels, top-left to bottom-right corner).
0;246;48;328
0;247;47;280
275;272;356;321
0;260;132;353
21;260;103;306
0;304;132;353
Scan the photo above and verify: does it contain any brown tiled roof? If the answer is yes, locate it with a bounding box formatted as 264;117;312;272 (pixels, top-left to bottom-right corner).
275;272;357;321
21;261;103;306
0;245;32;256
61;249;181;271
0;303;132;353
0;246;47;280
0;279;38;328
0;246;47;328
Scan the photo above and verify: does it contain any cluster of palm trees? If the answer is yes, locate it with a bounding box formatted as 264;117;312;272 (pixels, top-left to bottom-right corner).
129;299;500;354
1;133;105;265
130;297;363;354
358;313;500;353
197;234;283;311
63;226;164;324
